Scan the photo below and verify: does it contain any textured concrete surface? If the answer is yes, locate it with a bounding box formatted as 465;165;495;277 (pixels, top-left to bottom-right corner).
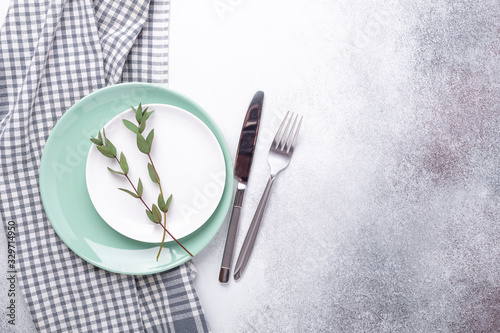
3;0;500;331
170;0;500;332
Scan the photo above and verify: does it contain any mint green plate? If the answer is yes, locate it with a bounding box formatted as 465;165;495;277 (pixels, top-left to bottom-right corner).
39;83;233;275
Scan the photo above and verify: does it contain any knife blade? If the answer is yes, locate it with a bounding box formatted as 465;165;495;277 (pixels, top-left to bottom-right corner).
219;91;264;283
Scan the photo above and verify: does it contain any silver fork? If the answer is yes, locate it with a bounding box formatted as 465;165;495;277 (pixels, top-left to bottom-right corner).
233;112;303;281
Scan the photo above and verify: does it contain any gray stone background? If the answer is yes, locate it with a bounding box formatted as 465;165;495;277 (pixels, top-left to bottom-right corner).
3;0;500;332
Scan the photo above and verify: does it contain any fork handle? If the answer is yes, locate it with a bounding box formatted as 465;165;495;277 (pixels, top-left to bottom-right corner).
233;175;276;281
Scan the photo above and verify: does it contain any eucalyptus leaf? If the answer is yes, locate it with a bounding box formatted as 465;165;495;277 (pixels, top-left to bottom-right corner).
152;204;162;223
142;110;154;123
136;133;150;154
122;119;139;134
146;129;154;148
90;137;102;145
119;152;129;174
135;104;143;123
165;194;172;212
146;209;156;223
137;178;143;197
158;194;167;212
142;106;149;116
97;145;115;158
107;167;124;175
118;188;139;198
105;138;117;156
148;163;158;183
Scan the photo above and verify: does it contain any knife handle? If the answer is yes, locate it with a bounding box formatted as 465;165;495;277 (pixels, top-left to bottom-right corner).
234;175;276;281
219;182;246;283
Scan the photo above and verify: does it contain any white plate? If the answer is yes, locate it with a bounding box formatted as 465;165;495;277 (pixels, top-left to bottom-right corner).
86;104;226;243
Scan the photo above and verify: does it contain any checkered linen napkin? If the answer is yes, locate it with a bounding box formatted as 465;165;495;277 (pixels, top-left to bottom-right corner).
0;0;210;332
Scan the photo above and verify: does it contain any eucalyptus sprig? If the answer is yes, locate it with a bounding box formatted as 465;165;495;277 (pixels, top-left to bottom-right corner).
90;104;193;261
124;104;193;260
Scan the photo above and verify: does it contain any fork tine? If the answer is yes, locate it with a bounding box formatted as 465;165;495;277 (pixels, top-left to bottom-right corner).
279;112;293;150
283;114;298;153
289;115;302;154
272;111;289;148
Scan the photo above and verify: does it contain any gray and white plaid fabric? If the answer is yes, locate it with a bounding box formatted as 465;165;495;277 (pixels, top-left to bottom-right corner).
0;0;209;332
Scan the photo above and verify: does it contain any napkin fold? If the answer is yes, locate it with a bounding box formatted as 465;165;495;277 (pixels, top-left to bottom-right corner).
0;0;209;332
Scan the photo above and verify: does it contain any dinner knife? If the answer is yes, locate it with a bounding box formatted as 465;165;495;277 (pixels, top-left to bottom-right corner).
219;91;264;283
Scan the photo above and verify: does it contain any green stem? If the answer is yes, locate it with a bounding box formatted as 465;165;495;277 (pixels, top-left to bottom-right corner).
156;212;167;261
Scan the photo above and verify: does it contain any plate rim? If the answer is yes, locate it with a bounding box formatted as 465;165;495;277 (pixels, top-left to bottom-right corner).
39;82;234;275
